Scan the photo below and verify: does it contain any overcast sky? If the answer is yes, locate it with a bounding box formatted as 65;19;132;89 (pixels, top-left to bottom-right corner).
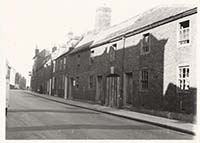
0;0;197;83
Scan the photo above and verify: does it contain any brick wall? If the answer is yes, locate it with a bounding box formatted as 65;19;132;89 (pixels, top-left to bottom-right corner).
65;13;196;114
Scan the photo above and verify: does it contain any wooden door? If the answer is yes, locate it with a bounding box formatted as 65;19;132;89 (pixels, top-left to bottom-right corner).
125;73;133;105
96;75;103;103
106;76;120;107
64;76;68;99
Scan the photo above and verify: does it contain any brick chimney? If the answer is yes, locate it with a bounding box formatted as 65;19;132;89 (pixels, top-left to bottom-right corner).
35;48;39;57
52;46;57;53
95;5;111;31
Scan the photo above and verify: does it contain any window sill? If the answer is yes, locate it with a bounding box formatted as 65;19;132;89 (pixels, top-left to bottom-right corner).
140;52;150;55
178;43;191;48
139;89;149;92
177;89;190;93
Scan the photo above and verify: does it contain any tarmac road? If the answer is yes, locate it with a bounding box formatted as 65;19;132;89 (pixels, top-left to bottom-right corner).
6;90;193;139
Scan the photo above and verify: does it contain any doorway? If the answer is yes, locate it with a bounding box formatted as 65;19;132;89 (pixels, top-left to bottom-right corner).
68;77;73;99
124;72;133;106
64;76;68;99
96;75;103;103
106;76;120;107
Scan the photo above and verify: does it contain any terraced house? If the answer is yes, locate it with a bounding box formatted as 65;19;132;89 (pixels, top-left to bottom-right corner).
31;6;197;116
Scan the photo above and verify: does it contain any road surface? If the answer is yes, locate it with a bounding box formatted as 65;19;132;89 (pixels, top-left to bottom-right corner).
6;90;193;139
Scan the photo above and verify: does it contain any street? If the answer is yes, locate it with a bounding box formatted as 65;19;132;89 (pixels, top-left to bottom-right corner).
6;90;193;139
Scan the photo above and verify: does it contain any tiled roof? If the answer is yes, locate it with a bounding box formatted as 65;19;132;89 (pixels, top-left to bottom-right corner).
92;6;196;47
51;47;68;60
69;31;98;54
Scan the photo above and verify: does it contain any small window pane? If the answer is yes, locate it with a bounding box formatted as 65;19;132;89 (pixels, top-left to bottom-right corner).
178;65;190;91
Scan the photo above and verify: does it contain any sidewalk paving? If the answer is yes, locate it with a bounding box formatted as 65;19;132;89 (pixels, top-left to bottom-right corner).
23;90;197;135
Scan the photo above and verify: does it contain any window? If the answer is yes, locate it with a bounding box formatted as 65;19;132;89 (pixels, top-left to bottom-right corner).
62;75;65;89
60;59;63;70
109;44;117;62
58;76;61;89
179;20;190;45
71;78;76;86
88;75;93;88
64;57;66;64
53;61;56;72
178;65;190;90
77;55;80;67
89;50;94;65
76;76;79;88
55;61;58;71
63;57;66;70
141;33;150;54
140;69;149;90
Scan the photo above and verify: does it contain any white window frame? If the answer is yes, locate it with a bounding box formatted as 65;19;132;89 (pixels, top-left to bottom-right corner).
177;19;191;47
177;65;190;91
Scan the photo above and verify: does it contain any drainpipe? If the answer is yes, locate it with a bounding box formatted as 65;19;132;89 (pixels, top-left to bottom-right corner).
119;36;126;108
50;59;53;96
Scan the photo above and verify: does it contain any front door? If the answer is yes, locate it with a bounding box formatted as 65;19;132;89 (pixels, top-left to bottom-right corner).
64;76;68;99
124;73;133;105
96;75;103;103
68;77;73;99
106;76;120;107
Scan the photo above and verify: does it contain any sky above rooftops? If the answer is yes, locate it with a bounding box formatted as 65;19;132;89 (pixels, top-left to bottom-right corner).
0;0;197;81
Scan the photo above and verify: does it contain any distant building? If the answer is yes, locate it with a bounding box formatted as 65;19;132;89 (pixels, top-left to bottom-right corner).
31;48;51;93
9;67;16;89
15;72;27;89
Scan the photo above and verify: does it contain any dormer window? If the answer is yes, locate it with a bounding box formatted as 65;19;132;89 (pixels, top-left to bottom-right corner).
109;44;117;62
141;33;150;54
89;50;94;65
77;54;80;67
179;20;190;46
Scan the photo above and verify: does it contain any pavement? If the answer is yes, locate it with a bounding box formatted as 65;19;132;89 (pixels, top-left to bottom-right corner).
23;90;197;135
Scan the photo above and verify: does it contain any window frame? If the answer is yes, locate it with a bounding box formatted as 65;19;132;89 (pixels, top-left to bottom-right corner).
141;33;151;55
109;43;117;62
77;54;80;66
177;65;190;92
60;59;63;70
140;68;149;91
89;50;95;65
76;76;80;89
177;19;191;47
63;57;66;70
53;61;56;73
88;75;93;89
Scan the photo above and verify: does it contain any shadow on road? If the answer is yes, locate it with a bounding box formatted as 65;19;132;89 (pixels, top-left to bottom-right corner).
7;124;161;132
8;109;100;114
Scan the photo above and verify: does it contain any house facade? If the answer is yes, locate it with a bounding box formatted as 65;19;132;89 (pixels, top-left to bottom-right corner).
66;6;197;114
31;6;197;115
31;48;51;93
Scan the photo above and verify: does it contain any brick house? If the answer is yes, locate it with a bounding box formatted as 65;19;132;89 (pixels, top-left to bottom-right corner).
51;36;82;98
31;6;197;115
31;48;51;93
66;6;197;114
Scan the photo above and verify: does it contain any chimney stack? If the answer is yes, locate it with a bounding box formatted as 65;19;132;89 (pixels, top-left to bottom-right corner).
52;46;57;53
95;4;111;31
35;48;39;57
